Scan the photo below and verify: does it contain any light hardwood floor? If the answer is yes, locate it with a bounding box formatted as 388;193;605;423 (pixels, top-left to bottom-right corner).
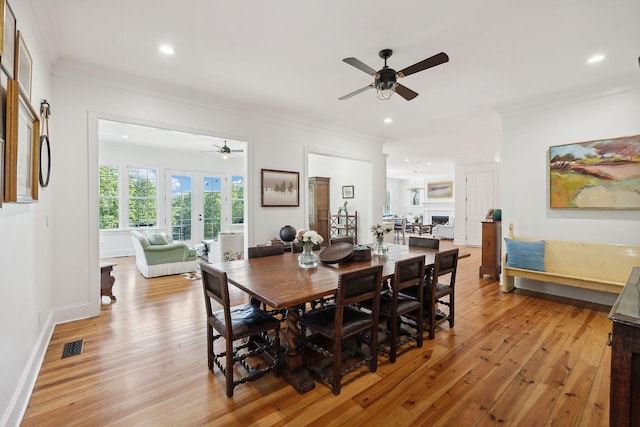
22;240;613;426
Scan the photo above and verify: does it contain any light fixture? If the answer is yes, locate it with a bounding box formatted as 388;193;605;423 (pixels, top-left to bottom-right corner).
375;49;397;100
159;44;175;55
587;54;605;64
405;170;422;190
384;117;393;124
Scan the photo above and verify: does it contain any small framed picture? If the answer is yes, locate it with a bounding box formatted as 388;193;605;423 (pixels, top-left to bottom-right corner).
1;1;15;79
16;31;32;100
342;185;354;199
261;168;299;207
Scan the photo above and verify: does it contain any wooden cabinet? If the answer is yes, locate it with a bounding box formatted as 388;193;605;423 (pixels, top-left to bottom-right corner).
479;221;501;280
608;267;640;427
329;211;358;244
308;177;330;244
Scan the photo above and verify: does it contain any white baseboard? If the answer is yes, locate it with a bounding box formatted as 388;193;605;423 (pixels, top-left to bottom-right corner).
2;311;55;427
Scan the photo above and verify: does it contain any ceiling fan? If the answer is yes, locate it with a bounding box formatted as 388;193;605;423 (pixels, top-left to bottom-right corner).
338;49;449;101
201;140;244;159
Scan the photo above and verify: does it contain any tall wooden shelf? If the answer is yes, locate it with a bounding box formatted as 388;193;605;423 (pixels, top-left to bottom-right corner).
329;211;358;244
479;221;501;280
309;177;330;243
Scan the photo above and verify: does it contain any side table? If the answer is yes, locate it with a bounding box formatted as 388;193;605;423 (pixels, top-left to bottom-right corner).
100;262;117;301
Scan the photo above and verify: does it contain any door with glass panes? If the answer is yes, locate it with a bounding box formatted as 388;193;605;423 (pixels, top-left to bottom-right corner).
166;171;223;247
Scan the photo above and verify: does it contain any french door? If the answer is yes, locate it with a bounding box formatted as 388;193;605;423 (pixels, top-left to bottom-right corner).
166;170;222;247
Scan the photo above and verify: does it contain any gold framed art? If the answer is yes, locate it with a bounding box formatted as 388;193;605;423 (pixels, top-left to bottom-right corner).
1;1;15;79
261;168;299;207
16;30;32;100
427;181;453;198
4;78;39;202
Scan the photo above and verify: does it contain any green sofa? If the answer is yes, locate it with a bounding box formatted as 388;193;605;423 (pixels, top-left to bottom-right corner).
131;230;197;278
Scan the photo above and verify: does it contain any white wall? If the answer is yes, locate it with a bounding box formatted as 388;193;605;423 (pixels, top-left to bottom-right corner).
501;86;640;302
0;3;54;425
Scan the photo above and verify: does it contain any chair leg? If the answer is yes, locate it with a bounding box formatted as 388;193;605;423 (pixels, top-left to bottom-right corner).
389;315;398;364
225;337;234;397
449;292;454;328
416;308;424;348
332;338;342;395
369;326;378;372
207;324;214;371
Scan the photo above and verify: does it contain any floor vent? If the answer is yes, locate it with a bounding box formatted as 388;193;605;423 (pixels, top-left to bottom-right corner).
61;339;84;359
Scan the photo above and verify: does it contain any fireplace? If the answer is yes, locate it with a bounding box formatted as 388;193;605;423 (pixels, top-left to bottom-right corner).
431;215;449;225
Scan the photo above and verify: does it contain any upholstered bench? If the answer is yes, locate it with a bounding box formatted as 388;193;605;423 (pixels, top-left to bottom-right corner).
501;225;640;294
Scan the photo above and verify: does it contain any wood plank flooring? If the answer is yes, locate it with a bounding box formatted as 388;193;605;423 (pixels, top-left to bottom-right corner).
21;240;613;426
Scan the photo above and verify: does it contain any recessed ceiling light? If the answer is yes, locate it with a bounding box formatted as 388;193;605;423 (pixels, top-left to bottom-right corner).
384;117;392;124
122;135;129;139
159;44;175;55
404;159;410;162
587;54;605;64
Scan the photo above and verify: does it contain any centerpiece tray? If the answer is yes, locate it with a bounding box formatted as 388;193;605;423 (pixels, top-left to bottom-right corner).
319;242;354;264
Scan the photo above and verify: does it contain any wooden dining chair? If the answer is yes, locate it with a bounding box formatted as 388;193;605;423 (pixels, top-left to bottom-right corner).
394;218;407;244
362;256;426;363
424;248;459;339
292;242;322;252
200;263;280;397
299;265;383;395
408;236;440;250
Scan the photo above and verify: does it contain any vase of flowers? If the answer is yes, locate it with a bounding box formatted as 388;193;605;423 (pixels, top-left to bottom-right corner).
296;229;323;268
371;223;392;255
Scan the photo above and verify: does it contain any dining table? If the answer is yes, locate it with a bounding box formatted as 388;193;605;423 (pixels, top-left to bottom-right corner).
211;243;440;394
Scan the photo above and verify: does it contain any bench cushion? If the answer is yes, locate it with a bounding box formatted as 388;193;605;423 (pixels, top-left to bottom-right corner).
504;238;545;271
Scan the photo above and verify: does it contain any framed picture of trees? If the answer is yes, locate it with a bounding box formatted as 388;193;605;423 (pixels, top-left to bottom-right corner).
261;169;299;207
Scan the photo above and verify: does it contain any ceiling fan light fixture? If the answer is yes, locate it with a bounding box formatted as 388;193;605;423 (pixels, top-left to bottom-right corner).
220;152;231;160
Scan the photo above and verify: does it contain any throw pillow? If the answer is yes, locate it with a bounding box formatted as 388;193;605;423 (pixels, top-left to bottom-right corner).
504;238;546;271
147;233;170;245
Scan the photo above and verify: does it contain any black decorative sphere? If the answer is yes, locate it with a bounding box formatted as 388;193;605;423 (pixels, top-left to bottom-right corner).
279;225;296;242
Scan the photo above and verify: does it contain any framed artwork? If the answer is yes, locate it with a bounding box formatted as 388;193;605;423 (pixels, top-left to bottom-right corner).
427;181;453;198
485;209;495;221
16;31;32;100
1;1;15;78
4;79;39;202
261;168;299;207
342;185;354;199
550;135;640;209
0;0;4;56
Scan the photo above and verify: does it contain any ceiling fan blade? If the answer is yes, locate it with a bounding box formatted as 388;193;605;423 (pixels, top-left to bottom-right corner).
343;57;377;75
338;84;373;100
397;52;449;78
395;84;419;101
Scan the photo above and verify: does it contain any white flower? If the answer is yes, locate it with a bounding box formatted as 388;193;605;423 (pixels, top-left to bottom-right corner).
296;229;324;245
371;223;392;237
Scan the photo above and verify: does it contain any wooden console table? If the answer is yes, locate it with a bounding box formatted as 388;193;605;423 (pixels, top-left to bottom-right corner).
100;262;117;301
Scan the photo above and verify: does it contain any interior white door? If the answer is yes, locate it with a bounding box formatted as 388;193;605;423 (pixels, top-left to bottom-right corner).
465;171;494;246
166;170;223;247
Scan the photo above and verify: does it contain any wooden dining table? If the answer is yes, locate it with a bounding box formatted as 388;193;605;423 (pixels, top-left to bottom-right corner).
211;243;439;394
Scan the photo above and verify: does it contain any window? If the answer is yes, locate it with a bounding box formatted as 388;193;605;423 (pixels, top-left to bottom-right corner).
384;190;391;214
128;167;158;227
99;165;120;229
231;175;244;224
203;176;222;239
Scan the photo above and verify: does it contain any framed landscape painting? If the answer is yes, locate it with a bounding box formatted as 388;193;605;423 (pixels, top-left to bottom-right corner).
549;135;640;209
261;169;299;207
427;181;453;198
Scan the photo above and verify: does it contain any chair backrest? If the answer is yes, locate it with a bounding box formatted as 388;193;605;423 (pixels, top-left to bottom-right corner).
335;265;383;322
394;218;407;229
432;248;459;287
248;245;285;259
392;256;426;308
330;236;354;245
408;236;440;250
200;263;232;330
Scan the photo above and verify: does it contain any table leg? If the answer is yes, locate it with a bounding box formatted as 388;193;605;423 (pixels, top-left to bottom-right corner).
100;265;117;301
280;306;315;393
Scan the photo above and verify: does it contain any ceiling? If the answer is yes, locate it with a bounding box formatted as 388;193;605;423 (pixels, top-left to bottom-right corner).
32;0;640;179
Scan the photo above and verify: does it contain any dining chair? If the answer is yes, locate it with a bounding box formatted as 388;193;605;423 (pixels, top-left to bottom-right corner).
200;263;280;397
424;248;459;339
363;256;426;363
291;242;322;252
408;236;440;250
394;218;407;244
299;265;383;395
330;236;354;245
247;245;287;319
